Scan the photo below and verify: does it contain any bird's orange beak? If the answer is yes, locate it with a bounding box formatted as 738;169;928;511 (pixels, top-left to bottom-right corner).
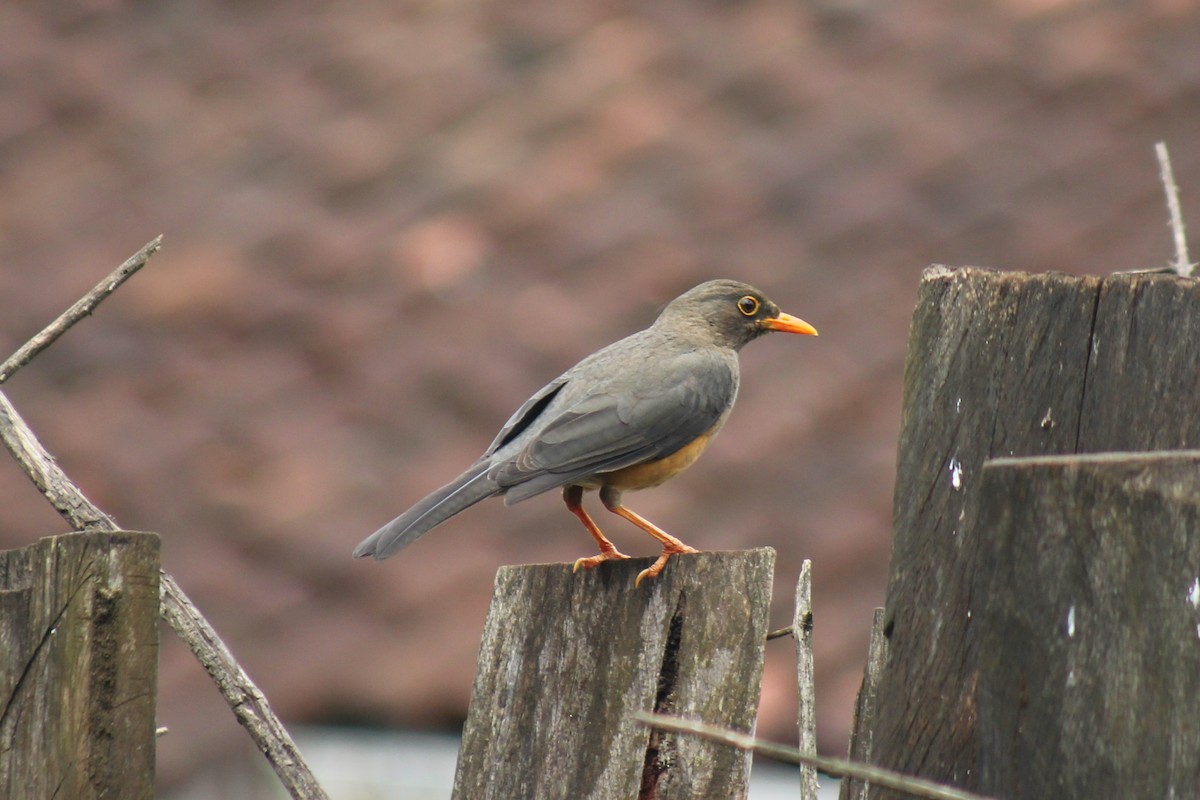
760;312;818;336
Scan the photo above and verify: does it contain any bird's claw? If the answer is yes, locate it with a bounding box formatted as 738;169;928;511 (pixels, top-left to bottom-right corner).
572;549;631;573
634;561;666;587
633;545;699;587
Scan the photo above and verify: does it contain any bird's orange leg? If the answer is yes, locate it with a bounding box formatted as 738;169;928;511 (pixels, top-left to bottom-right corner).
599;489;699;586
563;486;631;572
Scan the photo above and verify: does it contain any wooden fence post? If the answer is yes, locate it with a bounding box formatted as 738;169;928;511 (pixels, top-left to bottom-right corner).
793;559;819;800
867;266;1200;796
974;452;1200;798
0;531;160;800
452;548;774;800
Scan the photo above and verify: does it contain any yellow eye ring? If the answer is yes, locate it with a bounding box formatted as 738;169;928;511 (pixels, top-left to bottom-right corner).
737;295;760;316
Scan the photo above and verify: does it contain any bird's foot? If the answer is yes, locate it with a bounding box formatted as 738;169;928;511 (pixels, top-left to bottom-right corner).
634;543;700;587
572;547;632;573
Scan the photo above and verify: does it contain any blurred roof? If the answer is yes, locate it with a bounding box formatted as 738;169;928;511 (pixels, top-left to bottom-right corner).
1;0;1198;790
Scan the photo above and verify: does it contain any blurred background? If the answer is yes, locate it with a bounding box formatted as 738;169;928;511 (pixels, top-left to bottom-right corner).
1;1;1198;797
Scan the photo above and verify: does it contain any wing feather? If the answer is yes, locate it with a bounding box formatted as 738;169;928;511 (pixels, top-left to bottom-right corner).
491;350;736;502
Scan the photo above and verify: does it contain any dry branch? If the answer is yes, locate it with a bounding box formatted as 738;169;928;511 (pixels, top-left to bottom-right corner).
1155;141;1194;277
635;713;996;800
159;575;328;799
0;240;328;800
0;391;113;529
0;236;162;384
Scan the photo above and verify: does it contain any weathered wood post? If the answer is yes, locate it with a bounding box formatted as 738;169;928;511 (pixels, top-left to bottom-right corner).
0;531;160;800
865;266;1200;797
453;548;774;800
793;559;819;800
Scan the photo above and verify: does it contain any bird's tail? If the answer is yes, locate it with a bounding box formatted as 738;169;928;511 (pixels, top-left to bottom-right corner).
353;463;500;560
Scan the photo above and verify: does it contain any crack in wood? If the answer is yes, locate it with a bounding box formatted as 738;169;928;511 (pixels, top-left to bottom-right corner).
1073;280;1104;452
0;569;93;732
638;593;686;799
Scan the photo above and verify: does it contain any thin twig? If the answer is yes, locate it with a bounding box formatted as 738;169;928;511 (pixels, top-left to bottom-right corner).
1155;142;1194;277
634;712;997;800
0;236;162;384
0;241;329;800
765;625;794;640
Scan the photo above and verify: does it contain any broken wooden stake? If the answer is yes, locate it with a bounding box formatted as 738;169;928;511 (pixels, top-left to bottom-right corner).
0;531;160;800
452;549;774;800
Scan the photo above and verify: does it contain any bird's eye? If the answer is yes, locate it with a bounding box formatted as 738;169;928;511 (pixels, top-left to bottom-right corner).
737;295;760;316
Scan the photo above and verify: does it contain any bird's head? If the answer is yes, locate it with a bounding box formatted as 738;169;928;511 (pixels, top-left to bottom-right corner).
654;279;818;350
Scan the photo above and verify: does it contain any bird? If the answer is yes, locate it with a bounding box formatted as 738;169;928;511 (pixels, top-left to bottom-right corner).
354;279;817;585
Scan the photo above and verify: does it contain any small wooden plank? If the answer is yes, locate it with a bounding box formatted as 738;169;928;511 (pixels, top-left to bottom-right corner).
793;559;818;800
839;608;888;800
0;531;160;800
451;548;775;800
974;453;1200;798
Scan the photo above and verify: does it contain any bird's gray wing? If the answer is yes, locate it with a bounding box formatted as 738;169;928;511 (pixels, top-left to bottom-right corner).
492;351;736;503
